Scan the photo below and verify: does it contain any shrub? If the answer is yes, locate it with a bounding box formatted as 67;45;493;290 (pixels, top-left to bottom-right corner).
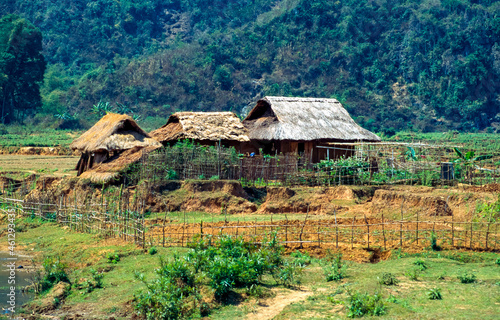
347;292;386;318
405;269;419;281
40;257;70;292
84;268;104;293
458;271;477;284
378;273;398;286
149;247;158;255
323;253;347;282
290;250;312;267
106;253;120;264
414;259;428;271
273;261;303;288
430;233;441;251
427;287;442;300
496;257;500;266
134;256;200;320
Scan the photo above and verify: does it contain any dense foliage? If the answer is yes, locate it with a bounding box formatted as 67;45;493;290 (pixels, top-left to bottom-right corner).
2;0;499;132
0;14;45;124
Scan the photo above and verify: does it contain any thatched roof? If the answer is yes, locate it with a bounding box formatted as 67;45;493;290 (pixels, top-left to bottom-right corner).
150;112;250;143
70;113;161;152
79;145;160;183
243;97;381;142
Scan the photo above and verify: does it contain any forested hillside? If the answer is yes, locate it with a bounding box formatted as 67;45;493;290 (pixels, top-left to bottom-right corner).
2;0;500;133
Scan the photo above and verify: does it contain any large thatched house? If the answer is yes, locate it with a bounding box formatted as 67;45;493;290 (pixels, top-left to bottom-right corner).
150;112;250;149
243;96;381;162
70;113;161;176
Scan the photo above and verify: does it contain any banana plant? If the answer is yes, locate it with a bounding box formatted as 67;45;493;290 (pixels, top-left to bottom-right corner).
453;148;493;183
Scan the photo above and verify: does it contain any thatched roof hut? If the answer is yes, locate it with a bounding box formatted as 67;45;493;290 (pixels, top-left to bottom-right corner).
244;96;381;142
150;112;250;147
79;145;160;183
70;113;161;175
243;97;380;161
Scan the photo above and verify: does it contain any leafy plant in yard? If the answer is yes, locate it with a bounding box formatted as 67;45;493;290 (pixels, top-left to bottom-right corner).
149;247;158;255
40;257;70;292
106;253;120;264
414;259;428;271
272;261;303;288
427;288;442;300
496;257;500;266
430;232;441;251
458;271;477;284
347;291;386;318
134;256;201;320
378;273;398;286
84;268;104;293
323;252;348;282
405;269;419;281
290;250;313;267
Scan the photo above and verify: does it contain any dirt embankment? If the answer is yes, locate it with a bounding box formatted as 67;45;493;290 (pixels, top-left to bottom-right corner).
13;175;500;222
0;146;75;156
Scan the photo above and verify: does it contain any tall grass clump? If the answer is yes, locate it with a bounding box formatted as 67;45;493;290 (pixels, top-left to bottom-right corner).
347;291;386;318
323;252;348;282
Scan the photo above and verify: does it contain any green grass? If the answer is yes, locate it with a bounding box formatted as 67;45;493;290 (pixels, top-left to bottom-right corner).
7;217;500;319
0;125;81;148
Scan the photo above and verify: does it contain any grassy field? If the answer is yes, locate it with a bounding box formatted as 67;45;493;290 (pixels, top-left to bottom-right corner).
0;126;82;148
2;218;498;320
0;154;78;178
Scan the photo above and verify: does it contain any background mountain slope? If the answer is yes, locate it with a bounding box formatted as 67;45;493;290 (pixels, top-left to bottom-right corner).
2;0;500;132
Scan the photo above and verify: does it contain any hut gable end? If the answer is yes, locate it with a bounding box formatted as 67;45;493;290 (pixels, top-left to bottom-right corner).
243;96;381;142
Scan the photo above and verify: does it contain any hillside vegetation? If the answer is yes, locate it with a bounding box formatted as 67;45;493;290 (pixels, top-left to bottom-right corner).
1;0;500;133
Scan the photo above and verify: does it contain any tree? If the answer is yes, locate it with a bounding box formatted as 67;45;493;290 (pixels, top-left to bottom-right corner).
0;14;45;124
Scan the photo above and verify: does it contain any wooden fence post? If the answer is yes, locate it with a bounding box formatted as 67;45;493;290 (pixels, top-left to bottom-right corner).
382;214;386;250
334;209;339;249
400;197;404;248
485;220;491;250
469;220;473;250
364;214;370;249
451;212;454;247
416;210;419;244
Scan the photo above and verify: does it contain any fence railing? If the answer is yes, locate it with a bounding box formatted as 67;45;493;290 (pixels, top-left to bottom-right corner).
0;196;146;248
135;143;500;187
2;197;498;253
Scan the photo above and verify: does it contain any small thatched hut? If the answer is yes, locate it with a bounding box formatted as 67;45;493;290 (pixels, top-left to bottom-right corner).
243;96;381;162
150;112;250;149
70;113;161;176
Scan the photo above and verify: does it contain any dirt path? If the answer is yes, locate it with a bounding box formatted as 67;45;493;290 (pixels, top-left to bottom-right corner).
245;288;312;320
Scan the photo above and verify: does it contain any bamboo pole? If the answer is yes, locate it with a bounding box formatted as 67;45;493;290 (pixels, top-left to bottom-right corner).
364;214;370;249
382;214;386;250
351;217;355;250
334;209;339;249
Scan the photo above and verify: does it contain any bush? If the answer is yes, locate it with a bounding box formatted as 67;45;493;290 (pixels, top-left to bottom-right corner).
430;233;441;251
106;253;120;264
290;250;312;267
84;268;104;293
273;261;303;288
495;257;500;266
149;247;158;255
347;292;386;318
458;271;477;284
405;269;419;281
323;253;347;282
378;273;398;286
134;256;200;320
427;287;442;300
40;257;70;292
414;259;428;271
188;234;283;301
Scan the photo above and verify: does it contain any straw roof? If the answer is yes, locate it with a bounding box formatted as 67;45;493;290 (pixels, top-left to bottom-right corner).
79;145;160;183
150;112;250;143
70;113;161;152
243;97;381;142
